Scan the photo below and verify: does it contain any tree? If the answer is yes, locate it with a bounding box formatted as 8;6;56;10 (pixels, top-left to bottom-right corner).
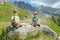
51;15;56;23
57;17;60;26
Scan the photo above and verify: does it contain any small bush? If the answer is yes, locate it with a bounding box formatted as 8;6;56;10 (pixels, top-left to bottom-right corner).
25;31;41;40
0;29;7;40
10;33;22;40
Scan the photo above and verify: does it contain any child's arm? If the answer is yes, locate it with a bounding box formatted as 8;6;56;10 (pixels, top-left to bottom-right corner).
17;16;22;24
11;16;17;23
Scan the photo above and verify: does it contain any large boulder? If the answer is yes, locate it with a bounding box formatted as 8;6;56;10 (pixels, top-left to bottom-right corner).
6;23;57;40
58;36;60;40
40;25;57;39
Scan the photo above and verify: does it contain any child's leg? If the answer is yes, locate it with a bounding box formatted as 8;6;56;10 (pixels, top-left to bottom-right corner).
36;22;40;27
32;22;34;26
34;22;40;27
37;24;40;27
18;23;22;27
32;22;37;27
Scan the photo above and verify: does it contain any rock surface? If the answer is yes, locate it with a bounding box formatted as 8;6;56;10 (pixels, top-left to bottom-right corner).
6;23;57;40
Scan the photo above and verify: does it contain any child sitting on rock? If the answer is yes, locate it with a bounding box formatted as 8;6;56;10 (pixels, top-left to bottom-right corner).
11;10;22;29
32;11;40;27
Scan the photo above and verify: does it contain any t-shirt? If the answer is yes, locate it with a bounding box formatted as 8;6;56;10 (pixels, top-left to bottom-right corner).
11;16;20;22
32;16;38;22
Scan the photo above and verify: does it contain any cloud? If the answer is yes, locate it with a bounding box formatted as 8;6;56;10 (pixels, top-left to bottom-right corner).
43;0;60;4
9;0;60;8
29;0;60;8
30;0;60;4
51;2;60;8
30;1;47;6
19;0;24;1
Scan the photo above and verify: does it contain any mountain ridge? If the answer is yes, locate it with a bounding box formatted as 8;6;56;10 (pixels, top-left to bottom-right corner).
13;1;36;12
37;5;60;16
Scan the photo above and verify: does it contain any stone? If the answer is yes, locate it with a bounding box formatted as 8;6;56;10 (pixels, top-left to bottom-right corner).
6;23;57;40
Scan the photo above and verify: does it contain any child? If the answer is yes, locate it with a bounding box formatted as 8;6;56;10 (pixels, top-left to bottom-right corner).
32;11;40;27
11;10;22;28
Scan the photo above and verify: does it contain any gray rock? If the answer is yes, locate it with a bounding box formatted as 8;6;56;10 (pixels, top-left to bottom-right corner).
58;36;60;40
6;23;57;40
40;25;57;39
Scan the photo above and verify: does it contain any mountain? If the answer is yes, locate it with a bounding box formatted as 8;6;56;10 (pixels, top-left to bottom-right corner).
13;1;60;16
37;5;60;16
13;1;36;12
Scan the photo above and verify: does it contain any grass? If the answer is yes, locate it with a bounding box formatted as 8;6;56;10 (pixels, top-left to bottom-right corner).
0;28;6;40
25;31;54;40
10;33;22;40
0;4;30;21
41;17;60;35
25;31;41;40
0;22;10;34
47;19;60;34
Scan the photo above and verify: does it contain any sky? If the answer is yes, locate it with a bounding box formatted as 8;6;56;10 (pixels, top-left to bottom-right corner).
9;0;60;8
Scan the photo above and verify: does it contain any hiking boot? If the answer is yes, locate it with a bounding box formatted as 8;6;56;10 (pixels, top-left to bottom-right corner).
37;24;40;27
33;25;37;27
19;25;22;27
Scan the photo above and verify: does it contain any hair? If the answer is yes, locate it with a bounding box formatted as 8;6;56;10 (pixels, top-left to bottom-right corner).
34;11;38;15
13;10;18;13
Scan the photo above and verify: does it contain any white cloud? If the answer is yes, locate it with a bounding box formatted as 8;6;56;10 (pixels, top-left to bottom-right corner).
15;0;24;2
30;1;47;6
30;0;60;4
29;0;60;8
19;0;24;1
51;2;60;8
12;0;60;8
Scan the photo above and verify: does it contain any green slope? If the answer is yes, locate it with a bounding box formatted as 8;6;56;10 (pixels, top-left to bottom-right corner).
0;4;30;33
0;4;29;21
47;18;60;35
41;17;60;35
